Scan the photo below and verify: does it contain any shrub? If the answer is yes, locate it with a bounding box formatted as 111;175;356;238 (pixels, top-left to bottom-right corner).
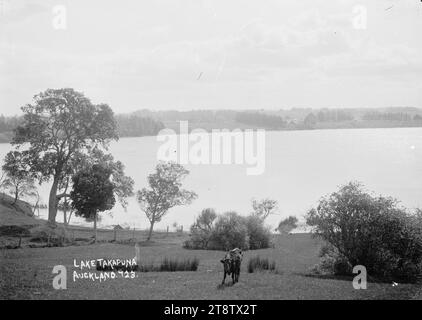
160;257;199;272
29;225;71;246
311;245;352;275
137;261;156;272
306;182;422;282
136;258;199;272
183;208;217;249
0;225;30;237
247;256;276;273
277;216;298;234
185;210;273;251
245;215;272;250
209;212;249;250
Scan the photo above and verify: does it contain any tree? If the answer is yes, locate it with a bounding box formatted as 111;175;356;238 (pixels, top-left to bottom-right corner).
2;151;37;205
414;114;422;122
188;208;217;248
136;161;197;241
67;148;134;230
245;214;272;249
303;113;317;127
211;211;249;250
251;198;278;221
306;182;422;281
70;164;116;242
8;88;118;226
57;176;73;225
277;216;298;234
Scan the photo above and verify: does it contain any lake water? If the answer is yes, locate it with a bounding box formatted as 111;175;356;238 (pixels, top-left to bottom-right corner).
1;127;421;231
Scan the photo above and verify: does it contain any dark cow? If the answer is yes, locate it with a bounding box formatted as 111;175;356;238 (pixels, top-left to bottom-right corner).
220;248;243;285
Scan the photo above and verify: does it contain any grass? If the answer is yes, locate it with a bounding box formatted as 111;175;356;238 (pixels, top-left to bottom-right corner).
1;232;421;299
159;257;199;272
0;199;420;300
247;256;276;273
136;257;199;272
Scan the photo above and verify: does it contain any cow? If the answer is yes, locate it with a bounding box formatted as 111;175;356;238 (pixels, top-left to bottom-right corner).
220;248;243;285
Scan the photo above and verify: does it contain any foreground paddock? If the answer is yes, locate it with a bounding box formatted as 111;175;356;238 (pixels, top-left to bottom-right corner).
1;234;420;300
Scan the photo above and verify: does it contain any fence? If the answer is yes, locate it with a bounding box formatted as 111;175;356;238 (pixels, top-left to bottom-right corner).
66;225;186;242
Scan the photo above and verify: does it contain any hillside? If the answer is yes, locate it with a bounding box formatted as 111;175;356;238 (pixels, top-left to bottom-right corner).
0;193;40;226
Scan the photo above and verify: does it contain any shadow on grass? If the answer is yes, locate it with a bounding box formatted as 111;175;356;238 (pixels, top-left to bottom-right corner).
217;282;237;290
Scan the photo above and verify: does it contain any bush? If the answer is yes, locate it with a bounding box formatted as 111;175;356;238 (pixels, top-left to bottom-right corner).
183;208;217;249
277;216;298;234
245;215;272;250
306;182;422;282
311;245;352;276
160;257;199;272
247;256;276;273
0;225;30;237
136;257;199;272
209;212;249;250
185;210;273;251
29;225;71;246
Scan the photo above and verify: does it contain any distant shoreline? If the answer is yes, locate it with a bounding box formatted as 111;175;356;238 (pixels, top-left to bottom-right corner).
1;122;422;144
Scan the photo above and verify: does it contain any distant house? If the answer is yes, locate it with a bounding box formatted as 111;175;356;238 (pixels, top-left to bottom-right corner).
113;225;124;230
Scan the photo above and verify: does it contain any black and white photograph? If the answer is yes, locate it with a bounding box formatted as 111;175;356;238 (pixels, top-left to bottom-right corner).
0;0;422;304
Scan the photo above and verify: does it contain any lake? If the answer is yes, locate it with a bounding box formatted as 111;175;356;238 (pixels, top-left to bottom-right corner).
0;127;421;231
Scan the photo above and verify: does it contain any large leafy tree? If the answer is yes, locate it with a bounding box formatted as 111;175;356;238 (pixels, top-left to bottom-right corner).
8;88;120;225
71;164;115;242
136;161;197;241
306;182;422;281
58;148;134;227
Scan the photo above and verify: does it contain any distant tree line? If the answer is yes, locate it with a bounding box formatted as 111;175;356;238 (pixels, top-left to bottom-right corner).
2;107;422;142
315;110;354;122
302;109;422;128
235;111;286;128
0;113;164;141
115;114;165;137
362;111;419;122
0;115;22;133
136;109;239;123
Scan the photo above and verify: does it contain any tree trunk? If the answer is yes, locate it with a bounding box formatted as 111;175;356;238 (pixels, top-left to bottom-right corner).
147;220;155;241
48;178;60;226
32;193;40;216
67;210;73;225
93;213;97;243
12;186;18;205
63;208;67;226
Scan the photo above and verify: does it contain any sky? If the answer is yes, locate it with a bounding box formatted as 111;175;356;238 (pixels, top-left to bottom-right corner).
0;0;421;116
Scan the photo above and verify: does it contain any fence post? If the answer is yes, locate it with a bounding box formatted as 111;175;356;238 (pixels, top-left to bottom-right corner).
114;228;117;242
135;242;141;266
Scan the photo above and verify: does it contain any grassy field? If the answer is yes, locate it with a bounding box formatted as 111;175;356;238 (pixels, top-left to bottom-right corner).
1;231;421;300
1;196;421;300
